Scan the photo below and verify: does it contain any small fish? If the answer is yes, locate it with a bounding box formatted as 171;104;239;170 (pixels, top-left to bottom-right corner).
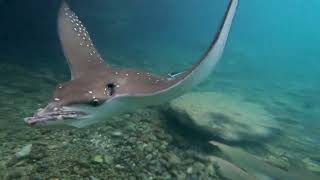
24;0;238;128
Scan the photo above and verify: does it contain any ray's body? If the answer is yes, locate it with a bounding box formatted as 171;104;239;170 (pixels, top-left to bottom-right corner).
25;0;238;127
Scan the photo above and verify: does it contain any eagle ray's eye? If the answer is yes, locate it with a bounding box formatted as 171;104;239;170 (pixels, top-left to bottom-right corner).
90;98;101;107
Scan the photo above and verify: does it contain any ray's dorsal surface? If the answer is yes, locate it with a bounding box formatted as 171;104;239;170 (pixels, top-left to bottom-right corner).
58;1;107;79
24;0;238;128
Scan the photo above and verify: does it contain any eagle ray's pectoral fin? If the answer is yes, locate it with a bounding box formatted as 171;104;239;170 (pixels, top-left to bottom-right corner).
58;1;107;79
159;0;238;95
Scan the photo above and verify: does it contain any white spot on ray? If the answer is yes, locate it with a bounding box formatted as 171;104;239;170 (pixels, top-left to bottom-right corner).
54;98;60;101
88;91;93;94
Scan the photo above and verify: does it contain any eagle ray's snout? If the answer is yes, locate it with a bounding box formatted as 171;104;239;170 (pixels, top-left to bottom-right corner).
24;102;88;125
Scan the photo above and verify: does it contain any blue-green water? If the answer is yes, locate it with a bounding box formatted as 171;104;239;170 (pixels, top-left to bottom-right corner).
0;0;319;179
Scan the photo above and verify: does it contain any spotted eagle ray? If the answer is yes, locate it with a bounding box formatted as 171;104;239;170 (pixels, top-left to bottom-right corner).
24;0;238;128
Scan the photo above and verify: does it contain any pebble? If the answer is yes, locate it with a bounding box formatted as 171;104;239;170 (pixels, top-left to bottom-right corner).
0;104;226;179
111;131;122;137
92;155;103;163
146;154;153;161
104;155;114;164
115;164;125;169
166;153;181;165
15;144;32;160
206;164;215;176
75;159;90;168
48;145;59;150
124;114;131;118
187;167;193;174
193;162;205;172
90;176;100;180
144;144;153;153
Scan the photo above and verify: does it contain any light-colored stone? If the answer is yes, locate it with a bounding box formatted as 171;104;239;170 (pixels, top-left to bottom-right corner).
92;155;103;163
186;167;193;174
15;144;32;160
111;131;122;137
169;92;279;141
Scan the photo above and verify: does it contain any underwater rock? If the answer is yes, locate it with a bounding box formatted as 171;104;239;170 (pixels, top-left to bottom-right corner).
168;92;279;142
15;144;32;160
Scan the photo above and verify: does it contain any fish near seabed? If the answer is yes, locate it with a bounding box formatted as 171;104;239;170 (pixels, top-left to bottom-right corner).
24;0;238;128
